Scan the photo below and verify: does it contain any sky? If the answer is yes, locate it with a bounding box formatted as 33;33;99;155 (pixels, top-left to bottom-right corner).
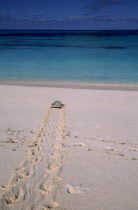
0;0;138;29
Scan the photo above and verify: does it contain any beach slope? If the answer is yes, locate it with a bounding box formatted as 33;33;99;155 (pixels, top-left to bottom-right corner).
0;85;138;209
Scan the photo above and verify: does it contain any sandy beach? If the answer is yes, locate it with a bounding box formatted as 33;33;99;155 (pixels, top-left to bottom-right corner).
0;84;138;210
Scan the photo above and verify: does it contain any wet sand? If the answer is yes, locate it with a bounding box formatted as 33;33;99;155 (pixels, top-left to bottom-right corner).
0;85;138;209
1;81;138;91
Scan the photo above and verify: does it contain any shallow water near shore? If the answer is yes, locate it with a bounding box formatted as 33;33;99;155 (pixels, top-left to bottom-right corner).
0;30;138;85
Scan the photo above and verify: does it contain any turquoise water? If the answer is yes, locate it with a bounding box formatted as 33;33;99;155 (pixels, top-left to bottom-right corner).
0;30;138;85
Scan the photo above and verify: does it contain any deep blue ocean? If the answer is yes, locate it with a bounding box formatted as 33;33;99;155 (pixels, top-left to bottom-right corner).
0;30;138;85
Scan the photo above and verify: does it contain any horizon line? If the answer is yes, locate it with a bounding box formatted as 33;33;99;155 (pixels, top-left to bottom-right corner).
0;29;138;31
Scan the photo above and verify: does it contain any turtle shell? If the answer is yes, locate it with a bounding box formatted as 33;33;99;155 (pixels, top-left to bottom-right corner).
51;101;64;108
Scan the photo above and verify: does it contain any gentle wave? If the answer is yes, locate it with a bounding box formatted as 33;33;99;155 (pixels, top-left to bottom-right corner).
1;44;138;49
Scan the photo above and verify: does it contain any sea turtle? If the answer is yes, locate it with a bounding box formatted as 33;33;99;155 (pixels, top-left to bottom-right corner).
51;101;64;109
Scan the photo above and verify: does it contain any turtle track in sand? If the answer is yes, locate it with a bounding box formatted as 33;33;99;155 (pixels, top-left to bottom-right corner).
0;106;67;210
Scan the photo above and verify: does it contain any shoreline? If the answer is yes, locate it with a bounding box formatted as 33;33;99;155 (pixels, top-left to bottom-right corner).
0;81;138;91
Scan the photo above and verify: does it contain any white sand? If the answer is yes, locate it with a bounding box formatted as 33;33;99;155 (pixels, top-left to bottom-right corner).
0;85;138;209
